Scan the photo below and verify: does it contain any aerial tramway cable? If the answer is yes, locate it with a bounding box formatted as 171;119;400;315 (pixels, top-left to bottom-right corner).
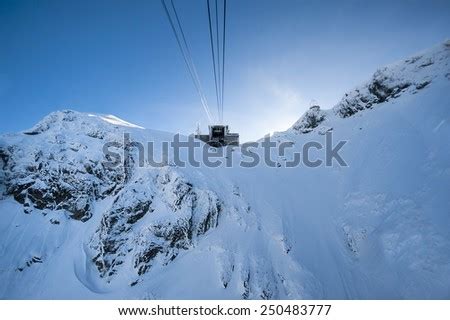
207;0;227;123
161;0;214;123
207;0;221;123
215;0;221;121
220;0;227;122
161;0;227;124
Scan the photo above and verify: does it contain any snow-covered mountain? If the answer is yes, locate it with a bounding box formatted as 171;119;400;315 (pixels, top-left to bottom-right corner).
1;41;449;299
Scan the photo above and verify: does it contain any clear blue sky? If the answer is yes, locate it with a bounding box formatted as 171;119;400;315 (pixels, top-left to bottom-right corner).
1;0;449;141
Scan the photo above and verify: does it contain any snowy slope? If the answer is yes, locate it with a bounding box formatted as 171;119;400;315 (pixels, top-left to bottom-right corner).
1;41;449;299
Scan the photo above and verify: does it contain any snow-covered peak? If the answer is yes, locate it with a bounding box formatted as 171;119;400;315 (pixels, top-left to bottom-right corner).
333;40;450;118
287;40;450;136
23;110;144;137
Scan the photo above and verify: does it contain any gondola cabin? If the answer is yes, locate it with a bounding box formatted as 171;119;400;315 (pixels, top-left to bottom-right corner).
195;125;239;147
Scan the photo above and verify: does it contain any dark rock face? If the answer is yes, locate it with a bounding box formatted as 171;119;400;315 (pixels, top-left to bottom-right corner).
415;80;431;90
335;70;414;118
90;180;155;278
1;144;126;221
367;74;411;103
16;256;43;272
291;105;326;134
333;42;450;118
89;168;221;281
0;110;128;221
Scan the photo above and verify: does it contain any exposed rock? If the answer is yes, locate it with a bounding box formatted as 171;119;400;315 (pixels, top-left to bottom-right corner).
89;168;222;280
415;80;432;90
1;111;130;221
333;42;449;118
291;105;326;133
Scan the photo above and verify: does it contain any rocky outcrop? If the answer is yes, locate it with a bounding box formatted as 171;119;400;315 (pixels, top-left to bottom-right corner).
0;111;137;221
0;110;226;289
334;41;449;118
89;168;222;281
291;105;326;134
334;70;413;118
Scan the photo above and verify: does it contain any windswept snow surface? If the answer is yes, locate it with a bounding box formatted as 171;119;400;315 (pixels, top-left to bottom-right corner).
88;114;145;129
1;42;450;299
